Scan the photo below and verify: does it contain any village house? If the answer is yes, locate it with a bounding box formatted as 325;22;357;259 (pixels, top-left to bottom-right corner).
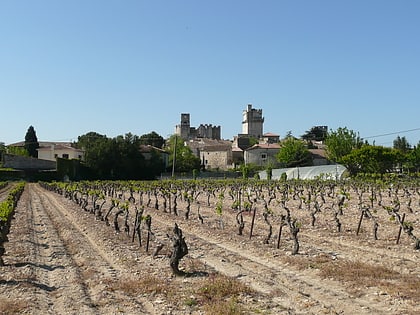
261;132;280;144
308;148;329;166
37;142;85;161
139;144;170;169
7;141;84;161
186;138;233;170
243;143;281;167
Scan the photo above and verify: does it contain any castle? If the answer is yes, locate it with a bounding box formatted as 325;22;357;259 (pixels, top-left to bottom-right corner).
175;113;221;140
175;104;265;141
242;104;264;139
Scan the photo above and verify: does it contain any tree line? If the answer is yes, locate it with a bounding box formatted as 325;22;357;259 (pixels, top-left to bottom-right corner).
276;126;420;176
75;132;200;180
1;125;419;179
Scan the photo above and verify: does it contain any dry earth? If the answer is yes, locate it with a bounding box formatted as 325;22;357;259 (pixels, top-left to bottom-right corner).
1;182;419;314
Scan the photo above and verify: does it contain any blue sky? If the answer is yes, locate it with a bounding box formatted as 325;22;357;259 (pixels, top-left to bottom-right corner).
1;0;419;147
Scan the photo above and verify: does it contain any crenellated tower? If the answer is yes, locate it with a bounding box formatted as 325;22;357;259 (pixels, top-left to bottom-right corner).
242;104;264;139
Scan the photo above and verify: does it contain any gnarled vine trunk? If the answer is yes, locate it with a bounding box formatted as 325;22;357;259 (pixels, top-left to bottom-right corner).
168;223;188;276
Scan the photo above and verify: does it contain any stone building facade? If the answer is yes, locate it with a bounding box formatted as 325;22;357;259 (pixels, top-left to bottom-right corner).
186;138;233;170
200;145;233;170
37;143;84;161
242;104;264;139
175;113;221;140
244;143;280;167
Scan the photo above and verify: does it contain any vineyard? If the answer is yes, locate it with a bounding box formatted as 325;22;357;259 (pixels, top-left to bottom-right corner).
0;178;419;314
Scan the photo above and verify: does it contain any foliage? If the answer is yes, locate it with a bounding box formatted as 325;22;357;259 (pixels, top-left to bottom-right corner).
325;127;363;163
301;126;328;142
0;169;25;180
341;145;403;176
266;165;272;180
276;137;313;167
76;131;164;179
56;158;92;181
238;163;261;179
6;145;29;157
142;149;166;180
0;182;25;221
139;131;165;148
166;135;200;173
0;142;4;160
406;142;420;172
24;125;39;158
393;136;411;153
112;133;146;179
76;132;114;178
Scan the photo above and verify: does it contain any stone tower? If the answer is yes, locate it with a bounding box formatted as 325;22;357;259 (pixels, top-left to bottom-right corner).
242;104;264;139
175;113;191;140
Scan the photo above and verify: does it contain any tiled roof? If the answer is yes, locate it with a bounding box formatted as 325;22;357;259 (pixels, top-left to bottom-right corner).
139;145;167;154
187;138;232;151
308;148;327;159
37;144;84;152
201;145;232;152
8;141;73;147
246;143;280;151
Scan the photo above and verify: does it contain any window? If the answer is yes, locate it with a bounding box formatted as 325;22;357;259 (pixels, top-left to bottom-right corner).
261;153;267;160
62;154;69;159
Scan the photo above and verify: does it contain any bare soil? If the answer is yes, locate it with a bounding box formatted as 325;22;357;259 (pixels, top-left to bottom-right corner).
1;182;419;314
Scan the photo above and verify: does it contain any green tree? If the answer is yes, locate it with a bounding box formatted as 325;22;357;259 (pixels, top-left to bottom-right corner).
6;146;29;157
325;127;362;163
76;132;113;178
301;126;328;142
393;136;411;154
276;137;313;167
139;131;165;148
77;132;161;179
24;125;39;158
284;131;294;139
341;145;402;176
407;142;420;173
166;135;200;173
0;142;5;160
112;133;146;179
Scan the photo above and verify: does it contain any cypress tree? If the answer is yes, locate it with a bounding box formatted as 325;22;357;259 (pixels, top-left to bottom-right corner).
24;126;40;158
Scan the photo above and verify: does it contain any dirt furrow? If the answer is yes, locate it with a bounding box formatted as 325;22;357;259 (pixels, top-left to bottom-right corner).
26;185;100;314
32;183;157;314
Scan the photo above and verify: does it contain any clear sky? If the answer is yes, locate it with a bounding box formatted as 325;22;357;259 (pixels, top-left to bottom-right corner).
1;0;419;147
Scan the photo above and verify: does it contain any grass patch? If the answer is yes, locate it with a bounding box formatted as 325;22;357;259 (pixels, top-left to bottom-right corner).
192;274;254;314
203;297;244;315
319;260;400;281
112;274;170;296
282;254;420;301
198;274;253;302
319;260;420;300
